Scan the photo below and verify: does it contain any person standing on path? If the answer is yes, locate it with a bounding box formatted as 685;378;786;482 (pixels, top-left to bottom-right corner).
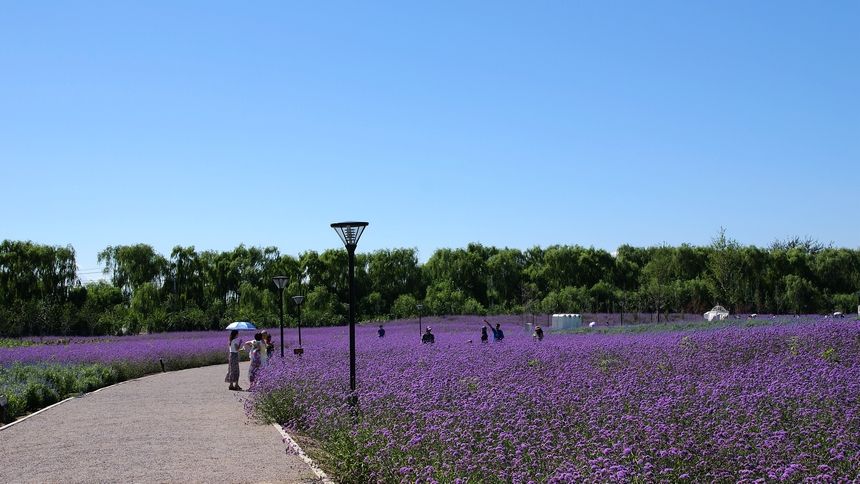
244;333;264;387
225;330;243;391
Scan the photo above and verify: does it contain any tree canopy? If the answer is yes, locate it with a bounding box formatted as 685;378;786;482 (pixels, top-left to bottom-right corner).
2;235;859;336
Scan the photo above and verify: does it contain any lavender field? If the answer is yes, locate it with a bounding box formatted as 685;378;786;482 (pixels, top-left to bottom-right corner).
0;330;255;421
248;317;860;482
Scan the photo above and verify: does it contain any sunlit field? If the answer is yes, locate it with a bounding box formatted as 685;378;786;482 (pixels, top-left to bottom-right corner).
248;316;860;482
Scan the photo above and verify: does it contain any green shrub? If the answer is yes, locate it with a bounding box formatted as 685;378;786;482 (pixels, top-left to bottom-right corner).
0;363;119;422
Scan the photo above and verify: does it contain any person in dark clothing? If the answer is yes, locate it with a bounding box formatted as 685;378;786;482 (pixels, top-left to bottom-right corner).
480;326;489;343
378;324;386;338
483;320;504;342
262;331;274;358
534;325;544;341
422;327;435;344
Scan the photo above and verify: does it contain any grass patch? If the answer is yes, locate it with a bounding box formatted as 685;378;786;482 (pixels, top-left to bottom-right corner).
0;338;34;348
560;318;787;335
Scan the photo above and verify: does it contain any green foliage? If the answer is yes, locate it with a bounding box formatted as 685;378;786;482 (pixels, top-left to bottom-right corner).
97;244;167;294
541;286;590;314
788;336;801;356
0;338;33;348
782;275;819;314
0;363;119;421
303;285;345;326
3;232;860;337
424;280;486;316
391;294;419;319
821;347;840;364
829;293;857;314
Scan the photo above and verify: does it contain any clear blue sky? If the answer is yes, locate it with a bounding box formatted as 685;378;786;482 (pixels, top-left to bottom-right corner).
1;1;858;281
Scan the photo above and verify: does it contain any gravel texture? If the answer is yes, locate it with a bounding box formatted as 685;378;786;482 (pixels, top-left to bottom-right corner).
0;362;319;483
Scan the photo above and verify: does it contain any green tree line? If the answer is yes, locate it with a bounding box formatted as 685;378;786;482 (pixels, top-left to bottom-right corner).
1;233;859;336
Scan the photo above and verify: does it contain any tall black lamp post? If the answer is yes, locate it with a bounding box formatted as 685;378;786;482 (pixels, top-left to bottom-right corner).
273;275;289;357
416;303;424;335
292;295;305;349
331;221;368;406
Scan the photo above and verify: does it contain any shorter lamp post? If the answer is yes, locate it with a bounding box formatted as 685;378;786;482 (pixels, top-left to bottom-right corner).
416;303;424;335
273;276;289;357
292;295;305;354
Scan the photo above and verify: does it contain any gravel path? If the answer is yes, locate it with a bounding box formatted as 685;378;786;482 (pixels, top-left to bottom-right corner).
0;362;319;483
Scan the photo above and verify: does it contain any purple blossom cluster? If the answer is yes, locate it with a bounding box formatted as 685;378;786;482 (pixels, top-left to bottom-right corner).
249;317;860;482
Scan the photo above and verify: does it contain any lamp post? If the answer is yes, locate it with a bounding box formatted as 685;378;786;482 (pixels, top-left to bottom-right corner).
331;221;368;406
416;303;424;336
273;276;289;358
292;295;305;349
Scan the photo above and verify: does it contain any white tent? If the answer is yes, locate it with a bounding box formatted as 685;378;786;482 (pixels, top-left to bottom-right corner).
704;305;730;321
551;314;582;330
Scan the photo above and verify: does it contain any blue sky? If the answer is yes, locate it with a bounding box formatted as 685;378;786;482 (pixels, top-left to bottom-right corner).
1;1;858;280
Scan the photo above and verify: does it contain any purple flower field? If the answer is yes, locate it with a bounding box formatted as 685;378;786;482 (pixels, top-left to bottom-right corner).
248;317;860;482
0;331;239;368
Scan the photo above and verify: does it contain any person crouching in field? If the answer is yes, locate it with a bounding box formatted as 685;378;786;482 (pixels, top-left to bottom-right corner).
244;333;264;387
225;330;243;391
422;327;435;344
263;331;274;360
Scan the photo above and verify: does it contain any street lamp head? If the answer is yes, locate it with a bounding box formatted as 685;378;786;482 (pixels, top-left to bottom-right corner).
416;303;424;311
331;221;369;249
292;295;305;305
273;276;289;289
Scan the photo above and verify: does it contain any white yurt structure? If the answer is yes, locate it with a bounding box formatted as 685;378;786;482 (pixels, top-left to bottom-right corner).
704;305;730;321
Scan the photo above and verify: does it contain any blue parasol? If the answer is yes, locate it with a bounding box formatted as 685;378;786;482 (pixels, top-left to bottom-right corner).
225;321;257;331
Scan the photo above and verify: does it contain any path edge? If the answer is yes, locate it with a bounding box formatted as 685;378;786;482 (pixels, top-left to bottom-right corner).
0;368;190;432
272;423;335;484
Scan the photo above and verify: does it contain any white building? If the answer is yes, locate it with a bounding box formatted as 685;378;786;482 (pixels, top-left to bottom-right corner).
551;313;582;330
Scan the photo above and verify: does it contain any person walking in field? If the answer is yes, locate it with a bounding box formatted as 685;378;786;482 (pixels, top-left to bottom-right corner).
378;324;386;338
244;333;264;387
534;325;544;341
225;330;243;391
484;320;504;342
480;326;489;343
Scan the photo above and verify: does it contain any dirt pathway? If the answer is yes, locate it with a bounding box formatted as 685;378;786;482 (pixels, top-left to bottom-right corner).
0;362;319;483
